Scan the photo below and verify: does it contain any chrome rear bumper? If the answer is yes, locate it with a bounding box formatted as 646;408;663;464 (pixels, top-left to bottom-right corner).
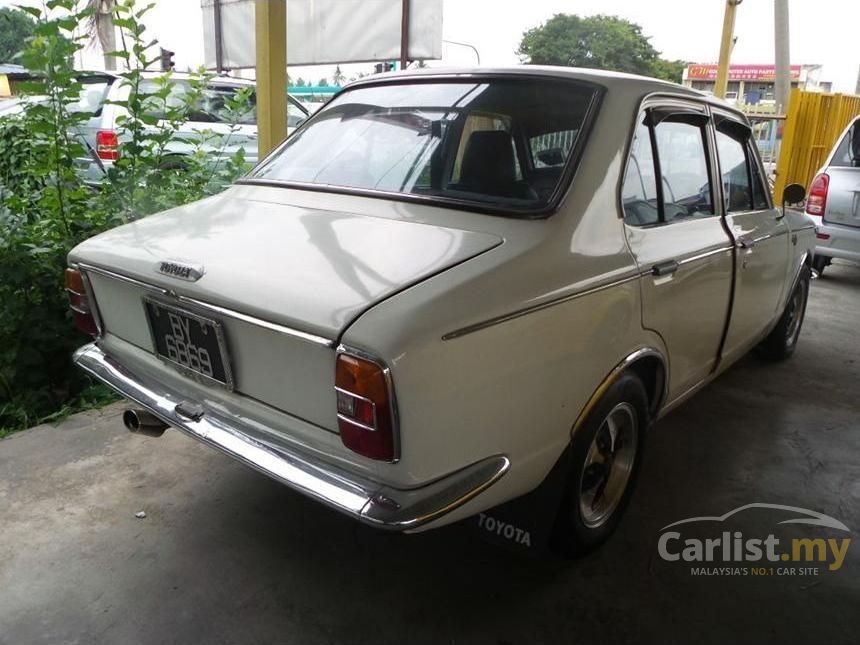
74;343;509;531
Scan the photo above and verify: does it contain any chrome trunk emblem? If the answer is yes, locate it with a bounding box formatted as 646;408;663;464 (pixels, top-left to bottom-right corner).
156;260;205;282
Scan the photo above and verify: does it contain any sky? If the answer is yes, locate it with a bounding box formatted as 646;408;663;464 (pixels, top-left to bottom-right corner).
3;0;859;92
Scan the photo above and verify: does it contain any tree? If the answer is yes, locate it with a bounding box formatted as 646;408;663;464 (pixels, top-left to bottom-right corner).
0;7;36;63
85;0;118;71
518;14;681;81
295;77;307;87
649;58;686;83
317;77;328;87
332;65;345;86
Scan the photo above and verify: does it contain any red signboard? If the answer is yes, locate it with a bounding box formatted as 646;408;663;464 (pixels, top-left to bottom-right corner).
686;64;802;82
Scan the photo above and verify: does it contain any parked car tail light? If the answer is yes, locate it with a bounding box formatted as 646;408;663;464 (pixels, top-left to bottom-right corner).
96;129;119;161
805;173;829;217
335;352;396;461
65;268;98;336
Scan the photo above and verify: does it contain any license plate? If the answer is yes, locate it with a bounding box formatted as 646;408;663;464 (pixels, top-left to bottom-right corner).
144;298;233;388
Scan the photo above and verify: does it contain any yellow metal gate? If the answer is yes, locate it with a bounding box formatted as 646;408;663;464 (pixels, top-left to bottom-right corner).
773;89;860;202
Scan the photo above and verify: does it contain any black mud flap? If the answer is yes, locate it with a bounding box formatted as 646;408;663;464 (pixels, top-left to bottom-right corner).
465;445;572;555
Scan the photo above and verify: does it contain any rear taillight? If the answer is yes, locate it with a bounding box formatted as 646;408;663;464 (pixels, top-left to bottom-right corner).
335;351;397;461
96;129;119;160
65;268;98;336
805;173;829;217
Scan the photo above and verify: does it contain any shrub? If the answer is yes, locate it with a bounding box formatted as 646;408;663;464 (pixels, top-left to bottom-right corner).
0;0;251;434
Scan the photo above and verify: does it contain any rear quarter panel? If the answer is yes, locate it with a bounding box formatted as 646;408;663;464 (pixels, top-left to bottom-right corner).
341;84;668;525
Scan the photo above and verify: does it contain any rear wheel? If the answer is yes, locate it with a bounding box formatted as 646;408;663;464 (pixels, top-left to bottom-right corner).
812;255;829;277
550;372;649;555
758;265;810;360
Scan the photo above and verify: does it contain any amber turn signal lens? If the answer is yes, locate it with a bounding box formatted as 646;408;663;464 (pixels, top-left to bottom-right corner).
65;267;98;336
335;352;396;461
64;267;85;294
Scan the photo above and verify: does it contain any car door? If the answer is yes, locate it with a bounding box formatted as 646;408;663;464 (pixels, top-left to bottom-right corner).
712;111;790;362
622;100;734;401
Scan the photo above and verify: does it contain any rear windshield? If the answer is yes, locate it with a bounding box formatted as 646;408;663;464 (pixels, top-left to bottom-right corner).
249;79;599;213
829;118;859;168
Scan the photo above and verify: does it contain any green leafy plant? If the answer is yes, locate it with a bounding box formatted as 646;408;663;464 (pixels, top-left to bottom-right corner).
0;0;251;435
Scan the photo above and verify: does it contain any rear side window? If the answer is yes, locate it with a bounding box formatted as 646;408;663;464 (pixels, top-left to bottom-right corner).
715;128;752;212
749;144;771;209
715;118;771;211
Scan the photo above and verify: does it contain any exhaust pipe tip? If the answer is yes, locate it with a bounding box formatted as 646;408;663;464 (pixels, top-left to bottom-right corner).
123;409;168;437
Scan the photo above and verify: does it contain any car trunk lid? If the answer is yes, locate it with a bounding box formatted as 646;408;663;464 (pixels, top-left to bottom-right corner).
69;190;503;341
70;189;502;437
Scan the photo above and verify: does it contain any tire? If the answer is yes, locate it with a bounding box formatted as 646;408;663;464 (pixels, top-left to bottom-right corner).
757;265;810;361
550;372;649;556
812;255;829;277
157;158;189;173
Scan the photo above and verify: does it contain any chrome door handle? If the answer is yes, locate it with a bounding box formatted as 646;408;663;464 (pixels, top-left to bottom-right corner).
652;260;680;276
737;236;758;249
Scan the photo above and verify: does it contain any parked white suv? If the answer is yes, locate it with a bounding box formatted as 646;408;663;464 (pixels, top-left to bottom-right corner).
806;116;860;275
74;71;308;183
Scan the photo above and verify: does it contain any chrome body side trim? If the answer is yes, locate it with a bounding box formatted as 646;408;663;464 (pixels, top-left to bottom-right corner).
677;245;734;266
177;296;335;348
80;262;168;295
78;263;336;348
73;342;509;530
736;230;787;249
637;246;734;277
442;272;641;341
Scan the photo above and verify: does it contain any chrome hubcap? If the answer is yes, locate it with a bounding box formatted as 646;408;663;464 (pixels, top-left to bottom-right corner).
578;402;639;529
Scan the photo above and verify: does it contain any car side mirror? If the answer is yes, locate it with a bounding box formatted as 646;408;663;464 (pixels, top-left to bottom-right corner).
779;182;806;220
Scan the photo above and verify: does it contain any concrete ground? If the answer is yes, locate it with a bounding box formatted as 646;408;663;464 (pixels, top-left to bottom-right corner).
1;262;859;645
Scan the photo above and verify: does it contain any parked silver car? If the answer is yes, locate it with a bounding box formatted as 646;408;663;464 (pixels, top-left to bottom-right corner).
806;116;860;275
73;71;308;182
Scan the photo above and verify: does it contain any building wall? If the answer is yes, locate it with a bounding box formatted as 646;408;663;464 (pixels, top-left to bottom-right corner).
682;64;829;104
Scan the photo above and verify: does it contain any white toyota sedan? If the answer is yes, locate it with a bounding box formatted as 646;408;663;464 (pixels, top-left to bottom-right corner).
67;67;815;554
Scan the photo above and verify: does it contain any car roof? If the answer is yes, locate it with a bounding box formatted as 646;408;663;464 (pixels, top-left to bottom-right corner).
345;65;743;116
